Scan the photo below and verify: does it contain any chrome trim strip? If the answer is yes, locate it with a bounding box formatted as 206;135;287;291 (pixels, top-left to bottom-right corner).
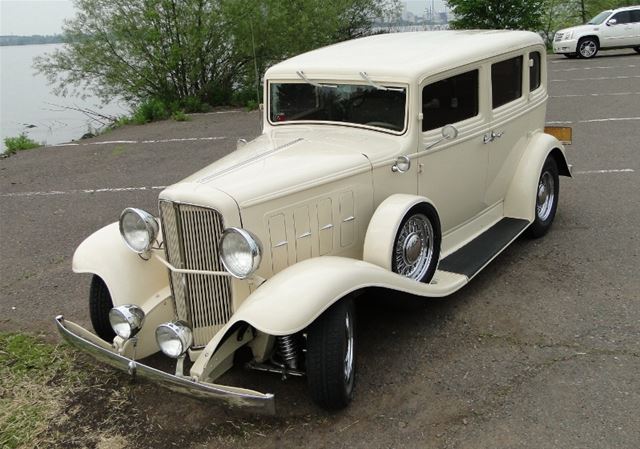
55;316;276;415
273;240;288;248
320;224;334;230
342;216;355;223
297;231;312;239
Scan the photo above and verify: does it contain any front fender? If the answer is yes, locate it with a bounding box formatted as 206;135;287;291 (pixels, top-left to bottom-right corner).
190;256;466;379
73;222;170;307
504;132;571;222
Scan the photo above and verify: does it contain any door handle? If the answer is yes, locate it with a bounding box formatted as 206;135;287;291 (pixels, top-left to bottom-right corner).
483;130;504;144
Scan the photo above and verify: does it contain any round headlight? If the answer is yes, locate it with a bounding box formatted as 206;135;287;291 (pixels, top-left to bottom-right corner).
219;228;262;279
119;208;159;254
108;305;145;339
155;321;193;358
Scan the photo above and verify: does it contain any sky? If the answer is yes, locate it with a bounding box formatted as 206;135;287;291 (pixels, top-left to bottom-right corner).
1;0;75;35
0;1;449;36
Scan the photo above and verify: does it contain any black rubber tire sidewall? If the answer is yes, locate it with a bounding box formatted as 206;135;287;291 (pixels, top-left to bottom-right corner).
89;275;116;342
391;204;441;283
306;298;356;411
526;157;559;239
578;38;598;58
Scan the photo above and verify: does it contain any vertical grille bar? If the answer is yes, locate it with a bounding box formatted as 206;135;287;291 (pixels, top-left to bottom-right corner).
159;201;233;347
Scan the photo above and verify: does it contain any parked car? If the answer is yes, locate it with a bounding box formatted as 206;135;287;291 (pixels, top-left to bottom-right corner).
553;5;640;58
56;30;571;414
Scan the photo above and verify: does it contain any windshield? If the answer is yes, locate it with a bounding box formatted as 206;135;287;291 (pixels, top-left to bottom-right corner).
269;82;407;132
587;10;612;24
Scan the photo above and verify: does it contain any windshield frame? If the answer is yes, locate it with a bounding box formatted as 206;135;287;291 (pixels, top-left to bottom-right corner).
266;79;411;136
587;10;612;25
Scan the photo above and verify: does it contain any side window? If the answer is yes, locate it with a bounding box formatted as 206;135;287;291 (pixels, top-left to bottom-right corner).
491;56;523;109
611;11;631;23
630;10;640;22
422;69;479;132
529;51;541;92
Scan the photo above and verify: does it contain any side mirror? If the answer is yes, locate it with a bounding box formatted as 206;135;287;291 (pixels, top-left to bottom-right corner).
442;124;459;140
607;18;617;26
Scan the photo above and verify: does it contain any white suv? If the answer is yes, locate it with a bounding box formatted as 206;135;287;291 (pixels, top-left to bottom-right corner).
553;5;640;58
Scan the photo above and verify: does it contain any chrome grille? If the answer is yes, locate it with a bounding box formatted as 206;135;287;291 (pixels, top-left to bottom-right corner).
159;201;232;347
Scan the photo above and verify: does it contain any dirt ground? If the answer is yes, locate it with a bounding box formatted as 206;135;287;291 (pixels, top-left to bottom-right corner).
1;51;639;448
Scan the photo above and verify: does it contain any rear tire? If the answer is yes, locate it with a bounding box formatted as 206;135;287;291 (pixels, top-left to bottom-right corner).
306;298;356;410
526;157;559;239
89;275;115;342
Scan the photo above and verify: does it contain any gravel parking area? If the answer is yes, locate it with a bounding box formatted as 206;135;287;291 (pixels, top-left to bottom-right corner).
1;50;639;449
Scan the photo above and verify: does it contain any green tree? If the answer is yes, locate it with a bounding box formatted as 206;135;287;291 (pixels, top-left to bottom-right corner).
446;0;545;30
35;0;393;110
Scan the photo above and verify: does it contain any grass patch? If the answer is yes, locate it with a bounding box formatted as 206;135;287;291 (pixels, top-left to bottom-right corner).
0;333;79;448
3;133;41;155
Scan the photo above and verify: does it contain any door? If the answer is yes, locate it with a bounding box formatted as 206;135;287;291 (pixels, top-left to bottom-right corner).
417;68;489;233
600;10;635;47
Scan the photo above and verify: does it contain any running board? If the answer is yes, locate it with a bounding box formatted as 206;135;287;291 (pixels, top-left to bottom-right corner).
439;218;530;279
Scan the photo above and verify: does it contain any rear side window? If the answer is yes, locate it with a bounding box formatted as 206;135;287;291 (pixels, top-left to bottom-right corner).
492;56;523;108
630;9;640;22
529;51;542;91
422;69;479;132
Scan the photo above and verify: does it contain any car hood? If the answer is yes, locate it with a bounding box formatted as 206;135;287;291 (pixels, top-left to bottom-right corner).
557;24;602;36
170;126;403;207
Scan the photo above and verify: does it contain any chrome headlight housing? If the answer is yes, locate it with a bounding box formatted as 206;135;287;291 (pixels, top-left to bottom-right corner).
119;207;159;254
563;31;574;40
155;321;193;358
108;305;145;339
219;228;262;279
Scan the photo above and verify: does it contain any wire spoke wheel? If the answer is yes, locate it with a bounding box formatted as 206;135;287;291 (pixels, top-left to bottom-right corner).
536;171;556;221
393;213;434;281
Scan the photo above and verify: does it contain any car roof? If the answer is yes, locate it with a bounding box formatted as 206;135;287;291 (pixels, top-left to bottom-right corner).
265;30;543;82
615;5;640;11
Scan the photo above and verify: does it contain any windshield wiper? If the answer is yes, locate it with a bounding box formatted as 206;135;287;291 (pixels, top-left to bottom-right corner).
296;71;337;88
359;72;405;92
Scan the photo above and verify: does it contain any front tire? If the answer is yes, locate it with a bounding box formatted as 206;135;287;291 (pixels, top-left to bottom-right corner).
392;206;441;283
89;275;116;342
526;157;559;239
306;298;356;410
578;37;598;58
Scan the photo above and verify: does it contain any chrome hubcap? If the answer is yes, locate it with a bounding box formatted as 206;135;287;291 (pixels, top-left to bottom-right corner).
580;41;596;57
536;171;555;221
394;214;434;280
344;313;354;386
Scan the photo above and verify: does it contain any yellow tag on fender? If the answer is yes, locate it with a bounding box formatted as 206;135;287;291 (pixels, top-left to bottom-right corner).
544;126;572;145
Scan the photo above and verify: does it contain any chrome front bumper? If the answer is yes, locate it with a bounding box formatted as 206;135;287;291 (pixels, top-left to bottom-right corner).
55;316;275;415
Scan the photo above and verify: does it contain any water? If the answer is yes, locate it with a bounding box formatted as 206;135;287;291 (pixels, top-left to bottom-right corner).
0;44;130;152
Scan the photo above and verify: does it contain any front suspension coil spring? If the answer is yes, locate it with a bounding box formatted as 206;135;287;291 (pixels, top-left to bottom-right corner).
276;335;298;370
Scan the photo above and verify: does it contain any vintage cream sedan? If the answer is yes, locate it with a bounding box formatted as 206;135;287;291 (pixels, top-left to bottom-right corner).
56;30;571;414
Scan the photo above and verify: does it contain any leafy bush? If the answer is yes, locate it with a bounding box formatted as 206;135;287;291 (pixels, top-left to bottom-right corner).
171;110;189;122
4;134;41;155
131;98;171;124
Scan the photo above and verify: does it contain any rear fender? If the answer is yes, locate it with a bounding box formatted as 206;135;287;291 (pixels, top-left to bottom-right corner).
504;133;571;221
